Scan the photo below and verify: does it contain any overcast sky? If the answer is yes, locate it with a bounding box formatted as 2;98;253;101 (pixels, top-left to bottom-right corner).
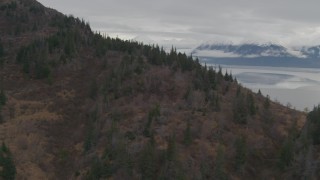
37;0;320;48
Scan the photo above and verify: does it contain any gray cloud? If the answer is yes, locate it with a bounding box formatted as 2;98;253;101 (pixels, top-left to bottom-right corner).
38;0;320;48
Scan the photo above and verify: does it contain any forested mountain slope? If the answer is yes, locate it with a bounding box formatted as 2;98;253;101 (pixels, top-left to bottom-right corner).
0;1;318;179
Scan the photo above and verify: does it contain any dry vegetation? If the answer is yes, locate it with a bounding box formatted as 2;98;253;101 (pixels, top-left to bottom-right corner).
0;0;318;180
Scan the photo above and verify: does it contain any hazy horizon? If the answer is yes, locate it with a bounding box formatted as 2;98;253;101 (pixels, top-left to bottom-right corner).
37;0;320;49
214;65;320;111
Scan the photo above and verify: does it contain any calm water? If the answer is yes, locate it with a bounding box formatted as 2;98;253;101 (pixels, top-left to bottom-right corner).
206;64;320;111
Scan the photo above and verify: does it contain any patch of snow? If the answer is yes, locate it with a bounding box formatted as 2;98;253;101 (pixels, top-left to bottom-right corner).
286;47;307;58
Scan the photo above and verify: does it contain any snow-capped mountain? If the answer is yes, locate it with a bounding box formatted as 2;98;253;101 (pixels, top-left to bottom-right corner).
192;42;320;59
301;46;320;58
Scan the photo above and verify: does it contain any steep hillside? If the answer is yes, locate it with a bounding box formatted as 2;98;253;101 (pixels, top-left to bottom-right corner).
0;0;316;180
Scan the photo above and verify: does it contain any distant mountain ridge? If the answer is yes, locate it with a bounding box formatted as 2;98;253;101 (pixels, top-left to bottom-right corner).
192;42;320;59
301;45;320;58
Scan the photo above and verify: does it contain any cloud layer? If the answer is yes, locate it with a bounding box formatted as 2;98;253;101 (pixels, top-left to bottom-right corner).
38;0;320;48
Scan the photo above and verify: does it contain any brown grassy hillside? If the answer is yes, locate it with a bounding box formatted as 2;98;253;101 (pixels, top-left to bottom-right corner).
0;0;315;180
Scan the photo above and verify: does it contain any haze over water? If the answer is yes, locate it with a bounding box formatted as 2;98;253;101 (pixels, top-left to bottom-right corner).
206;64;320;111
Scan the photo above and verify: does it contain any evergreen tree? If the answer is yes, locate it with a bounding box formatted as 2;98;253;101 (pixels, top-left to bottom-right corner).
264;95;270;109
217;66;223;78
86;157;104;180
0;142;16;180
306;105;320;144
236;86;241;97
89;79;98;99
0;39;4;57
247;93;256;115
0;42;3;67
143;104;160;137
207;66;216;90
0;88;6;106
139;136;157;180
183;120;192;146
224;71;229;81
233;94;248;124
167;135;177;162
278;139;294;170
234;136;247;172
214;145;227;180
234;77;238;84
214;95;221;112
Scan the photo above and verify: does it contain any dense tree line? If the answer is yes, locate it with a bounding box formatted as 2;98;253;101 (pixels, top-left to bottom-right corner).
13;10;238;88
15;17;90;79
